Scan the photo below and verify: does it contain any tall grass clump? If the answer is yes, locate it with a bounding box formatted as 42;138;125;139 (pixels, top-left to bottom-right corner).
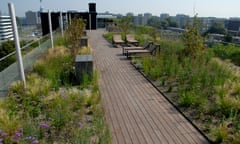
33;47;74;89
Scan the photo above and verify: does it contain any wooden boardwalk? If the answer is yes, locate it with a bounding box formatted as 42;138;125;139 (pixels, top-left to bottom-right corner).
89;29;209;144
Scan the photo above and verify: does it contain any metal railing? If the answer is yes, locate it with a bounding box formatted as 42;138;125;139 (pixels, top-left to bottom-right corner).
0;31;60;97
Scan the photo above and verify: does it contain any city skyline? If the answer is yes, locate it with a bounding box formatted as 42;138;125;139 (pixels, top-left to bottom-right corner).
0;0;240;18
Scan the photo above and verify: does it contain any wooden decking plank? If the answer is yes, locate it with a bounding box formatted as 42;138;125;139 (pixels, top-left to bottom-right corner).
115;68;162;144
89;30;209;144
120;65;186;143
117;63;172;144
102;54;144;144
103;66;138;143
105;55;152;144
99;60;126;144
121;67;185;144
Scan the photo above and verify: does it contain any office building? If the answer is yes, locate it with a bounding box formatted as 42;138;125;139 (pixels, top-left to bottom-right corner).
175;14;189;28
26;11;40;25
160;13;170;20
143;13;152;25
0;15;13;41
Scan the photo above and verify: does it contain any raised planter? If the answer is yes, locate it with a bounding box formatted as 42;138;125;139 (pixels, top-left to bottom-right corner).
75;54;93;85
79;36;88;47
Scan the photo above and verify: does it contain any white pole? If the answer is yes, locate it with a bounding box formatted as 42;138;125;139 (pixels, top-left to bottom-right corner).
60;11;63;37
69;13;71;25
89;13;91;31
8;3;26;88
48;10;54;49
65;12;68;27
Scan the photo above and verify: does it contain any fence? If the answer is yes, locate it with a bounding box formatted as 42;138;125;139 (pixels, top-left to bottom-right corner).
0;31;60;97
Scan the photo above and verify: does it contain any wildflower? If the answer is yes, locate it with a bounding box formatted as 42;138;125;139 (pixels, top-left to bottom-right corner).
44;132;49;137
32;139;39;144
40;95;45;99
39;123;49;129
26;136;34;141
0;130;6;136
1;132;7;137
13;132;22;141
0;138;3;144
78;122;83;128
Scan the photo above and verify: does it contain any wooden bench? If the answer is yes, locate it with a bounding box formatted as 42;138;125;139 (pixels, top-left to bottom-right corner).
126;44;160;58
126;34;139;46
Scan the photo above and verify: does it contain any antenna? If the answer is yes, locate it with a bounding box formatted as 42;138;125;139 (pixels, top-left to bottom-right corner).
40;0;43;12
193;0;197;16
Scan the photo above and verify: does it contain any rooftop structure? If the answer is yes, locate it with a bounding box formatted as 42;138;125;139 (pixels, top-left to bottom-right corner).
40;3;97;35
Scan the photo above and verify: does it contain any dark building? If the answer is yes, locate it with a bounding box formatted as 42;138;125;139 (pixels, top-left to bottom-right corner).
40;3;97;35
225;20;240;31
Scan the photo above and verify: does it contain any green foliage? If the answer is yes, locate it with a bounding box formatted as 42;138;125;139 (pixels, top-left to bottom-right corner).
0;47;109;143
117;16;133;38
64;18;86;56
139;33;239;142
205;22;227;35
33;47;74;88
210;43;240;66
181;15;205;58
147;16;161;29
0;40;16;71
135;25;153;35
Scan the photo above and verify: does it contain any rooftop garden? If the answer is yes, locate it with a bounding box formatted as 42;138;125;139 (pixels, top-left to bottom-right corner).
0;18;110;143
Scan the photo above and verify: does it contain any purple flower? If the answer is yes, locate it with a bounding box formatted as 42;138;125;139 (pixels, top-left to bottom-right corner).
0;138;2;142
0;130;6;136
13;132;22;140
32;139;39;144
44;132;49;137
40;95;45;99
26;136;34;141
1;132;7;137
78;122;83;127
39;123;49;129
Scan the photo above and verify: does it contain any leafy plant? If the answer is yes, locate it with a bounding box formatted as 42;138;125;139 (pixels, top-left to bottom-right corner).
64;18;86;56
181;15;205;59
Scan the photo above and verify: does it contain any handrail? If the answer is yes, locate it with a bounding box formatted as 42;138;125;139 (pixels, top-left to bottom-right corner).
0;33;50;62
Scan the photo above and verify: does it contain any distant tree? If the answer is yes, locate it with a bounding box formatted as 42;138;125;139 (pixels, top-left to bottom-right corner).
147;17;161;29
204;22;226;35
166;18;179;28
160;20;169;29
224;33;233;43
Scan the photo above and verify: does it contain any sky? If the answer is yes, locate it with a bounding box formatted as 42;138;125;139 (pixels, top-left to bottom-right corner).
0;0;240;18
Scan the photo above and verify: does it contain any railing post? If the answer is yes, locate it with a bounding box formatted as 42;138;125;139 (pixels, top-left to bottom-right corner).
8;3;26;88
89;13;91;31
60;11;64;37
48;10;54;49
